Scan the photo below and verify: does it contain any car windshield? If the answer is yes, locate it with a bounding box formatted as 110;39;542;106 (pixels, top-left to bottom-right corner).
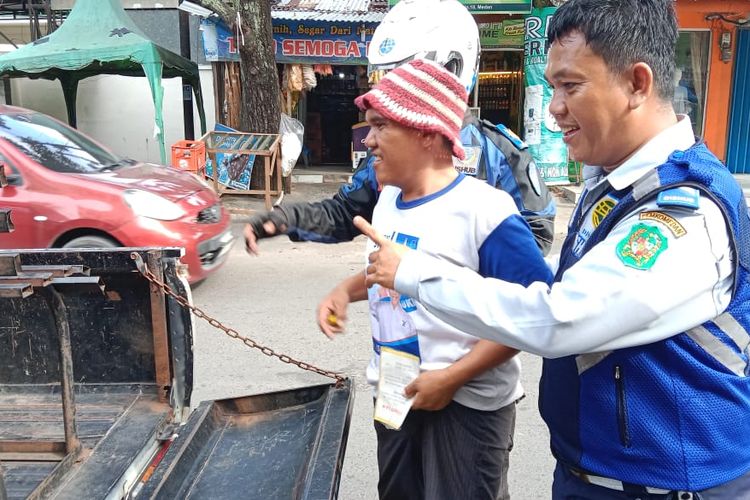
0;112;125;173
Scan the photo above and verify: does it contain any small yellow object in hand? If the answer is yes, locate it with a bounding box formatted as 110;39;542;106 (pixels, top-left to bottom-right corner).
326;313;340;327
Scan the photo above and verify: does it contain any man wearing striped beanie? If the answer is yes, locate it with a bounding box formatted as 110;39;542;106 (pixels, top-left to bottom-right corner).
317;58;552;499
354;58;468;163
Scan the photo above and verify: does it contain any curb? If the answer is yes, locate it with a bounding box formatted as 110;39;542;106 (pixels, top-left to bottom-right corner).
291;173;353;184
228;210;256;222
550;185;582;205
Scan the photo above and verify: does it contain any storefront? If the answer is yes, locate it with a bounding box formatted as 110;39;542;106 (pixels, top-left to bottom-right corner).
673;0;750;166
474;1;750;180
727;27;749;173
273;17;378;165
474;17;526;132
200;11;382;166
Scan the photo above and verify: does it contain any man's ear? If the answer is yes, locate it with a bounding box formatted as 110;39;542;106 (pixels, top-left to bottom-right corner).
415;130;451;157
628;62;654;109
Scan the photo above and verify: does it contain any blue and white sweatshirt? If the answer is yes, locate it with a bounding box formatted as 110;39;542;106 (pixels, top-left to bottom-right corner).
366;174;552;411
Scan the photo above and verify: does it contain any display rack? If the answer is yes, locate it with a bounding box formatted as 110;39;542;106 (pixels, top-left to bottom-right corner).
477;70;523;130
200;131;282;210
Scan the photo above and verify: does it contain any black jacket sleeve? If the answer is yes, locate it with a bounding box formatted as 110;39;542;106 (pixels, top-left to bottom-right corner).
282;155;379;243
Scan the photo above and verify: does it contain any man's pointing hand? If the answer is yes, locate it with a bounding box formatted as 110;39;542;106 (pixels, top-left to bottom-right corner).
354;216;410;290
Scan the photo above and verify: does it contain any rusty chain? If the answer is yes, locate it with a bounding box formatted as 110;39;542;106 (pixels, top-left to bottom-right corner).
130;253;346;387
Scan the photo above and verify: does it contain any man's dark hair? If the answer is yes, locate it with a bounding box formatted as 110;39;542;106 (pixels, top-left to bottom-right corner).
548;0;678;101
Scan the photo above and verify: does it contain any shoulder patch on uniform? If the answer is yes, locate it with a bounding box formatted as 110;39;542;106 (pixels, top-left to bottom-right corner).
656;187;700;210
452;145;482;176
592;196;618;228
616;223;668;270
494;123;528;150
639;211;687;238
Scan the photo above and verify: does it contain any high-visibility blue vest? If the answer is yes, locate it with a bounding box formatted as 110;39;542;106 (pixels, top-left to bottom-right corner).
544;143;750;490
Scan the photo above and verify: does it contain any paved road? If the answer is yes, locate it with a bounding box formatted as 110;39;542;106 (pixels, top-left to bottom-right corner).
190;183;573;499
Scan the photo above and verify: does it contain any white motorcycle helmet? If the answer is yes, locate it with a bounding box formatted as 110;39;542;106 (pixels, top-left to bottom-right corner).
368;0;481;92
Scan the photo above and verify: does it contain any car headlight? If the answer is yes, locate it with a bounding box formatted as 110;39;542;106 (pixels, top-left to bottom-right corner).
123;189;186;221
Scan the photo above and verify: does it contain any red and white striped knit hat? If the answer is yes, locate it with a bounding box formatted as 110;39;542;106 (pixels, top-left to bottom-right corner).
354;59;468;160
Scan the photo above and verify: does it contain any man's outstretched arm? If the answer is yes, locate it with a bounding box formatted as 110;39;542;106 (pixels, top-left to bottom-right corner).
245;156;379;253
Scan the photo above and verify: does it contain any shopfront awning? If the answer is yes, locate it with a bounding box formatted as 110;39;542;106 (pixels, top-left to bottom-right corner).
388;0;532;14
273;0;387;22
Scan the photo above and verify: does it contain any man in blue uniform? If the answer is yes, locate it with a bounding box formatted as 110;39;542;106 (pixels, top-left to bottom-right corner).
244;0;556;256
355;0;750;498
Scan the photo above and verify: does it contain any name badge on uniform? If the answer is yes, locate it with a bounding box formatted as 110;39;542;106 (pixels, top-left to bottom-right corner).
452;146;482;176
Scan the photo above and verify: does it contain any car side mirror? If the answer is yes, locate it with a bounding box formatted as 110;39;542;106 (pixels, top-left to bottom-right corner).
0;164;20;187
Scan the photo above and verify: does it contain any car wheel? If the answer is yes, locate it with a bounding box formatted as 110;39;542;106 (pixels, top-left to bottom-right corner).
62;235;119;249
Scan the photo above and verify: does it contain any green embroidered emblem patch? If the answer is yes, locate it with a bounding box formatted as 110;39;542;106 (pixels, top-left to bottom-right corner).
616;223;668;270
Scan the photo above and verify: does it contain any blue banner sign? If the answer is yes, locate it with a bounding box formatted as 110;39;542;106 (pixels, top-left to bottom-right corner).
201;18;378;65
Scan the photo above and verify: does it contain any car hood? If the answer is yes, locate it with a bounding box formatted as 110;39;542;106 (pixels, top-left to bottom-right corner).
83;163;205;202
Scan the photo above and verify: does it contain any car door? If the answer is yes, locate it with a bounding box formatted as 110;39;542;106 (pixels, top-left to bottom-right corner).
0;154;53;249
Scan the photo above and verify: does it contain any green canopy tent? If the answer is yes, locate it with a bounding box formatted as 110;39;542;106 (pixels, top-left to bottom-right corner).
0;0;207;163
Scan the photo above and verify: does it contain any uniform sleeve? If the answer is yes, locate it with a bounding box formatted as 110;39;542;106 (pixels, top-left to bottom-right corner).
394;196;734;358
478;212;553;286
282;155;380;242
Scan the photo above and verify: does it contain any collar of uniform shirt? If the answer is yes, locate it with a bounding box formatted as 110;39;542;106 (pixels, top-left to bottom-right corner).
581;114;696;192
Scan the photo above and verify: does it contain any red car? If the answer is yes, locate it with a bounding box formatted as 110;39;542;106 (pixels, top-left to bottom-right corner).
0;105;234;283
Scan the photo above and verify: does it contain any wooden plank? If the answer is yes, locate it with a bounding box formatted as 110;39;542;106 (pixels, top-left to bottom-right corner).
260;135;276;152
0;441;66;455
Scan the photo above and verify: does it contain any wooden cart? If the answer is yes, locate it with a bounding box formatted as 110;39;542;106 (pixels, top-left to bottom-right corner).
200;131;283;210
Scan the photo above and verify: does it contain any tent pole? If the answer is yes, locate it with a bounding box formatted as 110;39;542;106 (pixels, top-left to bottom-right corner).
179;10;195;140
60;77;78;128
2;78;11;105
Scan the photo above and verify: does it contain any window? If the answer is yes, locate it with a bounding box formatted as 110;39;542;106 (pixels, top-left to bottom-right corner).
0;112;123;173
674;31;710;137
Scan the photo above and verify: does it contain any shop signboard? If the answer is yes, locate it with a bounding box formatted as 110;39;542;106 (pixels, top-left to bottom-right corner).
522;6;569;185
272;20;378;64
201;18;378;64
388;0;531;14
479;19;525;49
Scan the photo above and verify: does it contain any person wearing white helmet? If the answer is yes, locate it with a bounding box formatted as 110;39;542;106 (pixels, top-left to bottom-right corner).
244;0;555;256
244;5;554;497
366;0;481;91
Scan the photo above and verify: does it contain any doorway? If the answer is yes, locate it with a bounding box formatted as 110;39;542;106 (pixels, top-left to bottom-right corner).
727;29;750;173
304;65;363;165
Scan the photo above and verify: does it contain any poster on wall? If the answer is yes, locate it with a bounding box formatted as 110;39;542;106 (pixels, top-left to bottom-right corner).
204;124;256;190
523;6;569;185
200;19;240;62
478;19;525;49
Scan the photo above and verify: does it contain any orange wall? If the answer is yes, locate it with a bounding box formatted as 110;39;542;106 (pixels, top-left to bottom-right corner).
675;1;750;161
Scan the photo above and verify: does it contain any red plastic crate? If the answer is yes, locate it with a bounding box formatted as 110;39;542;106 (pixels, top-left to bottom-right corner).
171;140;206;173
